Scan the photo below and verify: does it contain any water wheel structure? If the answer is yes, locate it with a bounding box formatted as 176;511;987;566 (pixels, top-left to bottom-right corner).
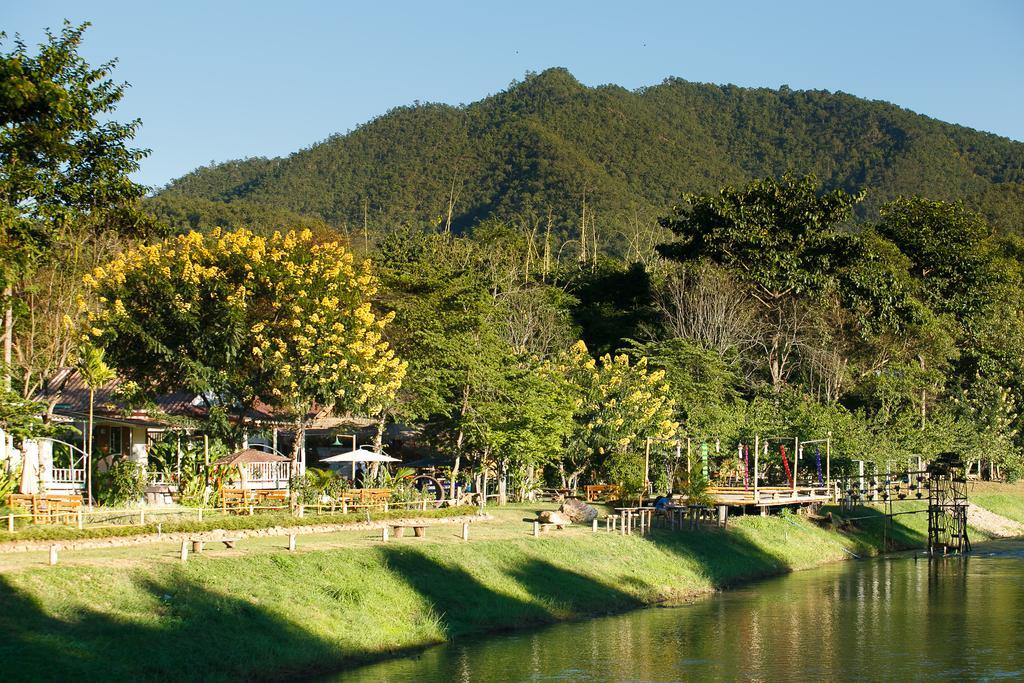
833;450;971;557
926;452;971;556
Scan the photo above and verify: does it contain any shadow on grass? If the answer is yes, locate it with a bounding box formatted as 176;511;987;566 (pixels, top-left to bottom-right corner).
509;558;645;613
376;545;551;639
642;524;794;586
820;504;930;553
0;573;339;682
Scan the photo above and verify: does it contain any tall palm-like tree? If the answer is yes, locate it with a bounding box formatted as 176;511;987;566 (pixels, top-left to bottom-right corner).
76;344;116;507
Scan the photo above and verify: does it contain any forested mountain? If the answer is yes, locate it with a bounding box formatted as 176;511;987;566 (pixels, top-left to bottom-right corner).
152;68;1024;244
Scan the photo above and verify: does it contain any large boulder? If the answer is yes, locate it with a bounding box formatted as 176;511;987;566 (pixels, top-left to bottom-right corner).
537;510;572;527
560;498;598;524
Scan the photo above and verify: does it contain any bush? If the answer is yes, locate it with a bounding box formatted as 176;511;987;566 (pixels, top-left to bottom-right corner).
96;460;147;507
0;506;478;543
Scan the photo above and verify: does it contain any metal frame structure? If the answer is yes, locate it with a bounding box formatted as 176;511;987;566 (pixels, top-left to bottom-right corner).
833;451;971;556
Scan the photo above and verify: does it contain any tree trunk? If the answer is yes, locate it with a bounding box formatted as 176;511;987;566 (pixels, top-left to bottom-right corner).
497;459;508;506
919;354;927;430
87;388;95;508
3;285;12;392
451;382;470;501
290;416;306;511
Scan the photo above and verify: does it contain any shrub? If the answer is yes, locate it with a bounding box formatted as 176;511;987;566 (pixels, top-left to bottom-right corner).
96;459;147;507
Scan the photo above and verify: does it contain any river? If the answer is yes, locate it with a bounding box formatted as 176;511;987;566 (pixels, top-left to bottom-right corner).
339;539;1024;681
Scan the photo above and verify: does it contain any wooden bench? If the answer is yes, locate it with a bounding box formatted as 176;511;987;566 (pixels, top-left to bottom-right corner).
7;494;82;524
220;488;254;512
189;535;239;552
389;524;428;538
585;484;621;502
254;489;288;506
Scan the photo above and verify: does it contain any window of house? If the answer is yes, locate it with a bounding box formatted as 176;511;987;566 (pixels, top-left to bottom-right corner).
109;427;123;456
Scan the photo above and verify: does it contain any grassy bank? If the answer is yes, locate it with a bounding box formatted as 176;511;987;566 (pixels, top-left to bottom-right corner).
970;481;1024;523
0;504;955;682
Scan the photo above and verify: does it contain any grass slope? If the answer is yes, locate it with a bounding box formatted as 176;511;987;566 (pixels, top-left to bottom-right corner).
970;481;1024;523
0;506;954;682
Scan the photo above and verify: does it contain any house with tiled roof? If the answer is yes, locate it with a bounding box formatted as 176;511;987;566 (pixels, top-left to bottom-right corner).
20;368;380;498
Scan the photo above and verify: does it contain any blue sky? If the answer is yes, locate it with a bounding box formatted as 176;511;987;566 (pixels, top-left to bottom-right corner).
5;1;1023;189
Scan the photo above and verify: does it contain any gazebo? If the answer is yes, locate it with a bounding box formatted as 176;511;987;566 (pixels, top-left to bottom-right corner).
212;448;292;491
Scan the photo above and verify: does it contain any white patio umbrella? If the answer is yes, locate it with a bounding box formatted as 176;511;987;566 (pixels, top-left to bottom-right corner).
320;448;401;479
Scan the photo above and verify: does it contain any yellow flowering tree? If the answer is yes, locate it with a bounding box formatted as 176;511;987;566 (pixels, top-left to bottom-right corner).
552;341;678;494
85;228;406;458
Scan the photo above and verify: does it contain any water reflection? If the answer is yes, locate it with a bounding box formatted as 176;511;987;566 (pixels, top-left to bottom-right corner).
338;540;1024;682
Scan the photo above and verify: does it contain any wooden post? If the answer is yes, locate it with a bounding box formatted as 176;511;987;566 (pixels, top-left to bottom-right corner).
77;510;83;530
462;523;470;541
592;518;598;533
157;523;162;538
858;460;865;501
49;545;58;566
826;432;832;497
180;541;189;562
8;513;13;532
675;440;682;493
718;505;728;528
382;525;389;542
753;434;760;504
198;507;203;522
533;521;540;537
288;533;296;552
643;437;651;502
793;437;800;495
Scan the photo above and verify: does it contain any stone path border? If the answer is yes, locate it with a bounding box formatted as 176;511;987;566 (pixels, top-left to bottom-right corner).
0;513;490;553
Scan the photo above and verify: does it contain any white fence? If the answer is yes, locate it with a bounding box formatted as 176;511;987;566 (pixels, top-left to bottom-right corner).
245;461;291;489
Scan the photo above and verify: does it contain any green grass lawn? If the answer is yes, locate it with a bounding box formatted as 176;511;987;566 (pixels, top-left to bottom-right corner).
0;502;950;681
969;481;1024;524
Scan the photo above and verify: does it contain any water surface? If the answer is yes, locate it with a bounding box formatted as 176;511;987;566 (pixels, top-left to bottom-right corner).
340;540;1024;681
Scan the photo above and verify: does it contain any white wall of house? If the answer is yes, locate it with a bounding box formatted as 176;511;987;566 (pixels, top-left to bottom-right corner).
130;427;148;466
0;428;19;470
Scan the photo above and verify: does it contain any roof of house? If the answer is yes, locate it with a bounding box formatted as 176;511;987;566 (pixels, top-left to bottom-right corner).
40;367;381;430
212;448;291;466
41;367;201;424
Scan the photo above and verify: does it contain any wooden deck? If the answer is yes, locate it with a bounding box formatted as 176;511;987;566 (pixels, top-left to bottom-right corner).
705;485;832;508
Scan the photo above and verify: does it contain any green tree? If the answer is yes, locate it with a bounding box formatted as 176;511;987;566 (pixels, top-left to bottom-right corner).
75;342;115;505
87;229;406;461
658;174;868;388
1;22;146;391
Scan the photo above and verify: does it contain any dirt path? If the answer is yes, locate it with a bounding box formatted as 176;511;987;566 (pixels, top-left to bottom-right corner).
967;503;1024;537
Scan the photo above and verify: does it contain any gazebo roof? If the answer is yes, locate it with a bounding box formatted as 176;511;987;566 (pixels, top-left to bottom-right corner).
212;448;290;466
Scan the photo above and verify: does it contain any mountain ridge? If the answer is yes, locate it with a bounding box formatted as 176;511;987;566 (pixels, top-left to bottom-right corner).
151;68;1024;241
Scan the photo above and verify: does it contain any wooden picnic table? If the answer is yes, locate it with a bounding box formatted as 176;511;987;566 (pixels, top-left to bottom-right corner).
614;506;654;533
666;503;727;530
